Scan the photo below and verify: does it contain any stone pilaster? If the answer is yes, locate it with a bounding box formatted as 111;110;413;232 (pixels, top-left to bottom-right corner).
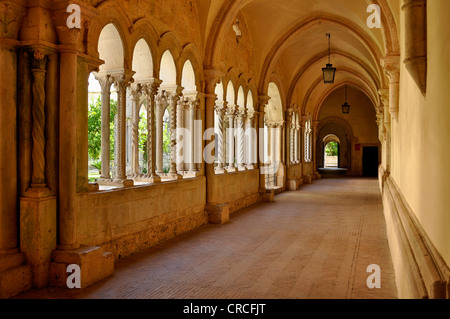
0;0;32;298
49;3;113;290
381;55;400;121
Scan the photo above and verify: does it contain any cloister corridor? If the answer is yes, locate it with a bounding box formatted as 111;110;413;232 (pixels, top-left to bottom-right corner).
14;176;397;299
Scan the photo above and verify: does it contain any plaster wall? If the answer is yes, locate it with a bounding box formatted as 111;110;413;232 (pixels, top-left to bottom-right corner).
391;0;450;267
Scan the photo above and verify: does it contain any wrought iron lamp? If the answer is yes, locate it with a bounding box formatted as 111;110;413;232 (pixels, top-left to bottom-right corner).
342;85;351;114
322;33;336;84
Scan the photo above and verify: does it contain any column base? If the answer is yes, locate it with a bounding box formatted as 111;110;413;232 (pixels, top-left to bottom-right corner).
20;195;57;289
49;245;114;289
0;253;32;298
302;175;312;184
88;183;100;192
238;165;247;171
263;189;275;202
96;178;134;188
167;173;183;180
133;174;162;184
226;167;237;173
286;180;298;191
214;168;226;175
206;203;230;224
246;164;255;170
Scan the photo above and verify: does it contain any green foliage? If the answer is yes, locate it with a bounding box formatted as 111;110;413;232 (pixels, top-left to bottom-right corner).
88;96;117;161
325;141;339;156
139;110;148;172
92;160;102;173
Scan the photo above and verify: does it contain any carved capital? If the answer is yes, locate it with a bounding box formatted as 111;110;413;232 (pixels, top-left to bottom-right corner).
381;55;400;83
257;95;270;112
0;0;26;40
204;69;224;94
141;78;162;97
111;69;135;92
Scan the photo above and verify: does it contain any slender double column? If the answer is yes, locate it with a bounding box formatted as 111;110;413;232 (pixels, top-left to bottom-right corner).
111;70;135;185
186;97;199;173
245;111;256;170
214;101;226;173
226;104;237;172
236;107;246;171
94;72;113;180
130;83;142;177
165;87;183;180
142;80;162;183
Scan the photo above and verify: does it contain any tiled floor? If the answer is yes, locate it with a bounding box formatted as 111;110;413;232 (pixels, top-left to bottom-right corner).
14;177;397;299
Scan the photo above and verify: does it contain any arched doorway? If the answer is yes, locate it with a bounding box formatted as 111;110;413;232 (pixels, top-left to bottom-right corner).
323;134;340;168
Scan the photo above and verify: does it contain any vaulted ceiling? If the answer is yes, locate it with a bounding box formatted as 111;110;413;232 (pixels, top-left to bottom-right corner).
196;0;400;115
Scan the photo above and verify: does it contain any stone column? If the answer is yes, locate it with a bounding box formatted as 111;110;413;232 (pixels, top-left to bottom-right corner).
236;107;246;171
186;97;198;173
312;120;320;178
141;79;162;183
155;91;166;175
129;83;142;177
94;72;113;180
111;70;135;186
165;88;183;180
245;111;255;170
49;2;113;290
226;104;237;172
285;109;293;166
214;101;226;174
176;98;185;173
257;96;270;198
381;56;400;121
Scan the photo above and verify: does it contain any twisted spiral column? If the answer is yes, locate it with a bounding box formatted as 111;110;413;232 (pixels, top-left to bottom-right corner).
30;51;48;187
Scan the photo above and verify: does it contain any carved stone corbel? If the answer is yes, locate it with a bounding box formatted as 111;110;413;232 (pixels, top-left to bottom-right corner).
402;0;427;95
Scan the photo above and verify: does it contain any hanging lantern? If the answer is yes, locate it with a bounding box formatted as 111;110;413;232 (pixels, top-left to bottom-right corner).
342;85;351;114
322;33;336;84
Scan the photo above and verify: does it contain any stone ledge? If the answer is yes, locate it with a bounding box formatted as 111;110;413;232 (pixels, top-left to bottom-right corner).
383;176;449;299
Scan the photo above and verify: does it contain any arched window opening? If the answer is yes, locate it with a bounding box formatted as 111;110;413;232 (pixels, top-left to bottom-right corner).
265;82;284;189
180;60;200;178
89;23;126;190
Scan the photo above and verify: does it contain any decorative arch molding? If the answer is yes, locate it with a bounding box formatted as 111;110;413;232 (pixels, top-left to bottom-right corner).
318;116;355;141
129;19;159;78
179;42;204;91
313;81;378;121
300;68;379;116
157;32;183;83
257;12;385;93
287;50;384;105
86;2;134;67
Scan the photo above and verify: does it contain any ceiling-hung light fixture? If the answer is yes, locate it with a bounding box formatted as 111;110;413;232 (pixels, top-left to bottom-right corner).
322;33;336;84
342;85;351;114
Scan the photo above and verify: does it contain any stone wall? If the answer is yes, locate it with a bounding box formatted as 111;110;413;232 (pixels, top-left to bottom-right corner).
207;169;261;214
77;177;207;259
